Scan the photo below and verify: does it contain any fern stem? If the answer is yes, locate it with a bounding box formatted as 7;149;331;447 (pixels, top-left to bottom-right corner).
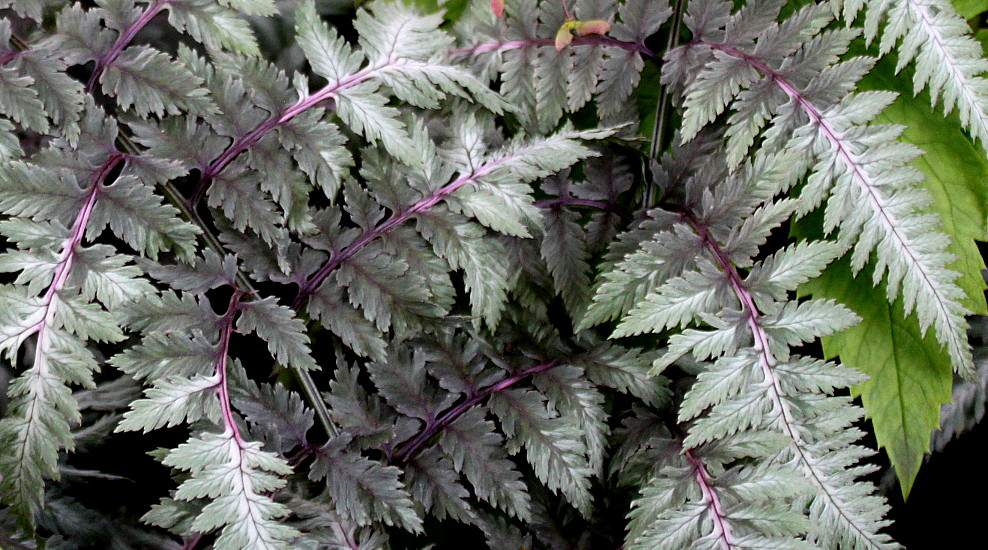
191;61;396;208
903;0;988;148
128;133;339;442
684;449;737;549
292;154;509;307
533;196;609;209
22;152;124;345
1;152;123;519
683;209;887;547
645;0;686;207
86;0;168;92
214;289;245;445
392;359;560;464
700;39;970;375
683;212;802;444
0;50;21;65
1;33;28;65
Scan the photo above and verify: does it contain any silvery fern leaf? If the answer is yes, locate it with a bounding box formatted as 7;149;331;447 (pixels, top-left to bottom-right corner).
167;0;262;55
308;434;423;533
290;119;612;344
404;446;477;524
623;424;816;550
836;0;988;158
593;137;898;547
236;297;319;372
118;264;303;547
0;96;192;526
1;0;963;545
115;373;221;433
488;387;594;516
99;45;214;117
436;405;532;519
0;21;84;145
453;0;666;129
669;0;975;376
161;430;299;549
229;366;314;455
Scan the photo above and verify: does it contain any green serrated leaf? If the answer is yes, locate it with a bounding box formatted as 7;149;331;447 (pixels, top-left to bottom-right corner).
799;256;952;498
952;0;988;19
860;57;988;315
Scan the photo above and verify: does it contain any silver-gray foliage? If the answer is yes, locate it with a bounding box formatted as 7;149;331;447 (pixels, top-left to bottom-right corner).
1;0;978;547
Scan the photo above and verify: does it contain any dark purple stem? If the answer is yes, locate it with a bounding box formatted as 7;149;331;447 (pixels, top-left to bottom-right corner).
685;41;896;544
684;449;737;549
190;62;387;208
392;360;560;464
214;289;246;445
0;50;22;66
534;196;610;209
451;34;656;59
86;0;167;91
291;154;509;308
191;32;654;210
180;533;202;550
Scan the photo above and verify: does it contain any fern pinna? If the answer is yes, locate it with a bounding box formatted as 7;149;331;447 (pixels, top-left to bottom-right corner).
1;0;986;547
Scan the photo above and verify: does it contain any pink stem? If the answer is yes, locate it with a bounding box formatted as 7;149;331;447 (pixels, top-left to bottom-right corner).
191;32;654;210
87;0;167;91
291;153;510;308
25;153;124;343
687;41;903;544
213;289;245;444
392;360;560;463
0;50;22;65
190;62;393;208
682;209;881;541
682;212;803;444
700;40;952;331
684;449;737;549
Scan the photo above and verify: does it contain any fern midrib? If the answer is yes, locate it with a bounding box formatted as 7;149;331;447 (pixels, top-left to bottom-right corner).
392;360;560;464
191;59;400;207
214;290;245;446
684;211;888;547
203;289;283;544
2;151;123;519
87;0;168;91
703;39;969;372
904;0;988;140
0;48;22;66
684;449;737;549
293;151;511;306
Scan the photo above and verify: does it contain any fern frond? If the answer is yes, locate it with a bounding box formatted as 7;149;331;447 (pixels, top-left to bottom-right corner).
590;132;898;547
837;0;988;158
191;0;504;209
671;0;975;375
293;123;612;340
1;20;84;148
453;0;665;127
120;286;300;548
0;153;126;527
